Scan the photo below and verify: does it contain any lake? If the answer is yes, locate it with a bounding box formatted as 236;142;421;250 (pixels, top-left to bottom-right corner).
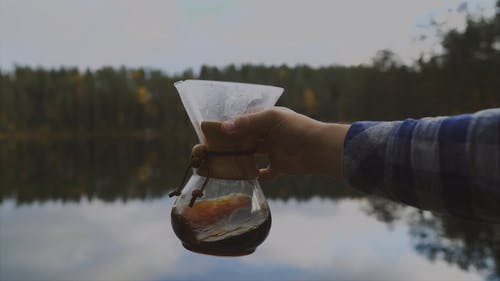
1;139;499;281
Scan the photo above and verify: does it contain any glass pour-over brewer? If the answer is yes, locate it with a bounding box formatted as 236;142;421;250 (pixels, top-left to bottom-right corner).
170;80;283;256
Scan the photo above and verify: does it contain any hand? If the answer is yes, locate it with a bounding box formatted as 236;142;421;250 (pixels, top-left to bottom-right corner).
221;107;350;180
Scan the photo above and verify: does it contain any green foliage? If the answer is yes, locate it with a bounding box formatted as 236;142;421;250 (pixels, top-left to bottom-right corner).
1;7;499;134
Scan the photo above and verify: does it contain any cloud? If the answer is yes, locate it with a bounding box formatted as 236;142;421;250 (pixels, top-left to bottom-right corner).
1;0;496;72
241;198;483;281
0;0;182;69
0;197;483;281
0;198;184;281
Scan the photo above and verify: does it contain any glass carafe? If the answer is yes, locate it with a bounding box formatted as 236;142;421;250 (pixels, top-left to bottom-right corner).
170;80;283;256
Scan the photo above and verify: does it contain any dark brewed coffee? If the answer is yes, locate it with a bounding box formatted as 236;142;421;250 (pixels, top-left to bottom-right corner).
171;193;271;256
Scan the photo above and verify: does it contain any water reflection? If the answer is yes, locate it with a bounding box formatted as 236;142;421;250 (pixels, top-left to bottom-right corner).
0;139;499;280
363;198;500;281
0;139;352;204
0;197;485;281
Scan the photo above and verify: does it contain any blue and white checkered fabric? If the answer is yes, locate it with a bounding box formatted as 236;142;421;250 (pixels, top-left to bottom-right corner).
343;108;500;223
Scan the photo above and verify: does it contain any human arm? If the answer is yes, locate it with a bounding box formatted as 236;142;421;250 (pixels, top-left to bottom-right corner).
221;107;349;180
222;107;500;222
344;108;500;222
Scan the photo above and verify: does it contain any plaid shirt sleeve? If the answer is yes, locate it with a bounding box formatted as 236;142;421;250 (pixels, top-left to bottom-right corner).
342;108;500;223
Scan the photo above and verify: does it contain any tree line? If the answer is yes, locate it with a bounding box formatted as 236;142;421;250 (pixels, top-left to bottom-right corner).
1;3;499;136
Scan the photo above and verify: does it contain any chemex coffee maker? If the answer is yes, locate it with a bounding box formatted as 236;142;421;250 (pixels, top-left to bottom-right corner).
169;80;283;256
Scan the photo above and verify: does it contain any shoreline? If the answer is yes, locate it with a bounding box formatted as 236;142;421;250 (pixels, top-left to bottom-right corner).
0;130;171;141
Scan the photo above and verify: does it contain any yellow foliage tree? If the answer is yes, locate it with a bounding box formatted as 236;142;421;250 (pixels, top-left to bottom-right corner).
303;88;319;116
136;86;151;105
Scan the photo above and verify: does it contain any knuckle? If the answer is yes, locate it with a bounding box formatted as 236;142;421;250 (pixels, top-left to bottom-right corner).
266;108;281;120
235;115;250;129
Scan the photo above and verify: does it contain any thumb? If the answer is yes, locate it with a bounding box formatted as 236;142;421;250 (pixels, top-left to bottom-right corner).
221;109;278;136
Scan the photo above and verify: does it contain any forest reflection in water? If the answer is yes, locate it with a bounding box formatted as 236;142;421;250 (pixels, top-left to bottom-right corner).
0;138;499;280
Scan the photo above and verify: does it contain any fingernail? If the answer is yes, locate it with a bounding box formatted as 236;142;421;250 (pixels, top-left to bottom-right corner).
221;120;236;134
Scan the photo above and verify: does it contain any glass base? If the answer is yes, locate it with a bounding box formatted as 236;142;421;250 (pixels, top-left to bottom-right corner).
182;243;256;257
173;214;271;257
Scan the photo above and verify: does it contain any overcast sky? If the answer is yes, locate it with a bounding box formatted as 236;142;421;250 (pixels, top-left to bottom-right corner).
0;0;496;74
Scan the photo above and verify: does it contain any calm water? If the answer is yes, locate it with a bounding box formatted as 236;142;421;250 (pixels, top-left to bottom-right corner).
1;139;499;281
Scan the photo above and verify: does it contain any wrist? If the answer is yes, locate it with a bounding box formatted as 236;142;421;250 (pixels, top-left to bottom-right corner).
313;122;350;179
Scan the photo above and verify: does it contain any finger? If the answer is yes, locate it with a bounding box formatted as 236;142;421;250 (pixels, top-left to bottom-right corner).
255;138;272;154
221;108;279;136
258;167;278;181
